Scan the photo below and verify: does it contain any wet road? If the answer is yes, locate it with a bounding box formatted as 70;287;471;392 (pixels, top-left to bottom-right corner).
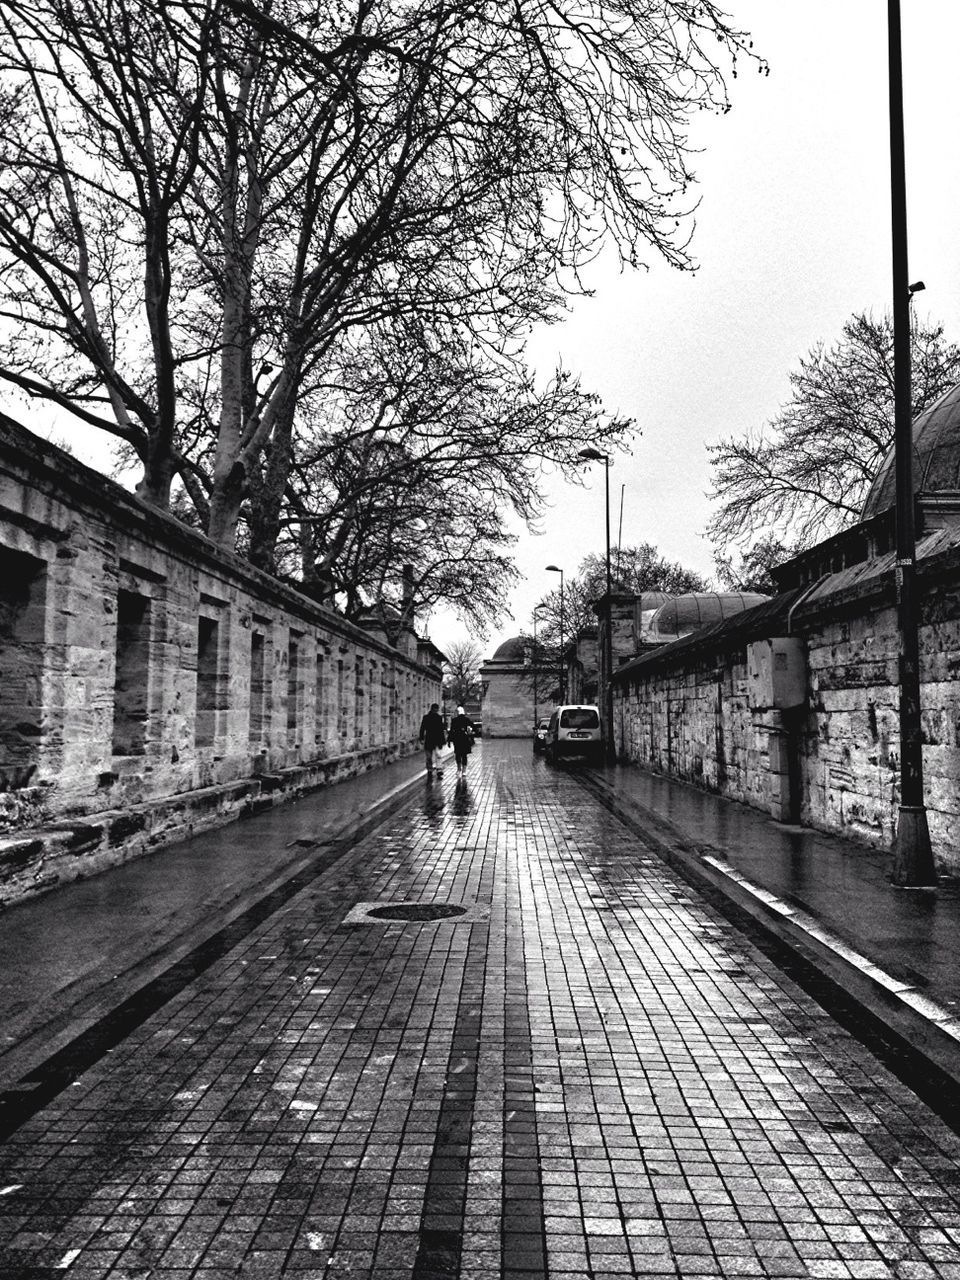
2;740;960;1279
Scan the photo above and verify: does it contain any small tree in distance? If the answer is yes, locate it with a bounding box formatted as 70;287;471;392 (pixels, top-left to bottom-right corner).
443;641;484;709
579;546;710;601
714;535;794;596
523;543;709;690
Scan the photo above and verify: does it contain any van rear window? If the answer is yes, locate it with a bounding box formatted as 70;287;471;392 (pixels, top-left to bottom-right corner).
560;708;599;728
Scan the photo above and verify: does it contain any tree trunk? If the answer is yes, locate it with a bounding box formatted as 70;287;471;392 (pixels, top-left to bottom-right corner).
206;457;246;549
247;415;293;572
134;453;174;509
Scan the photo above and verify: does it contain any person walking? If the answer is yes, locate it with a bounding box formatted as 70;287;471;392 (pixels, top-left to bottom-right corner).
448;705;476;777
418;702;446;777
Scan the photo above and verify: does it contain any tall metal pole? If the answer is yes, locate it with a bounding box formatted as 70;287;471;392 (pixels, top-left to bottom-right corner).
602;460;615;761
888;0;936;886
546;565;565;705
578;447;615;759
533;609;539;727
559;570;565;703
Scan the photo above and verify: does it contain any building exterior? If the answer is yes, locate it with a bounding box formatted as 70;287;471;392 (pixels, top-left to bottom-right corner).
0;416;443;904
611;380;960;872
479;636;553;737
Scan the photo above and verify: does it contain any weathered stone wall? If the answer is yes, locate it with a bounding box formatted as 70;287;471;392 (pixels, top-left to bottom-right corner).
0;418;441;902
481;662;550;736
614;535;960;872
619;655;771;813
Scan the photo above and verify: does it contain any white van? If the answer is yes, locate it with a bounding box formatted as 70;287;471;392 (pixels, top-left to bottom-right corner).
544;704;602;764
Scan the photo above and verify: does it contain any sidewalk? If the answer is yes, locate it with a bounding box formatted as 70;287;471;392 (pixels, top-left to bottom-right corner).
583;761;960;1091
0;750;428;1095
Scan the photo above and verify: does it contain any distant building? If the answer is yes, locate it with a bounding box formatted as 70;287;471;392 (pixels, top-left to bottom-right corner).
480;636;553;737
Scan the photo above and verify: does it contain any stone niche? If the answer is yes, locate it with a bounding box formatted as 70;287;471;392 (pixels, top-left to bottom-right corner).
0;416;442;905
0;545;46;789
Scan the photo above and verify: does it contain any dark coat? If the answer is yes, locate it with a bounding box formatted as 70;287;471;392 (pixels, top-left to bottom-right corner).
448;713;475;751
419;710;446;750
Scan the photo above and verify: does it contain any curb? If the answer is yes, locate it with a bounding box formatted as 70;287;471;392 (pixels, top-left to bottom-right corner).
579;768;960;1093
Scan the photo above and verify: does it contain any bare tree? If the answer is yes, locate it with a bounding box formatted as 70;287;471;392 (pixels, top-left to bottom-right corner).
0;0;761;559
0;0;219;506
706;311;960;553
443;640;483;707
261;316;629;617
278;435;521;632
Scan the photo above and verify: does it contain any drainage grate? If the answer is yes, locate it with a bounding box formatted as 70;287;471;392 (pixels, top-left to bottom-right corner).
343;900;489;926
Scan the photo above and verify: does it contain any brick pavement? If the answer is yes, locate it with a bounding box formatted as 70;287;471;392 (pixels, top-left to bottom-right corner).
2;740;960;1278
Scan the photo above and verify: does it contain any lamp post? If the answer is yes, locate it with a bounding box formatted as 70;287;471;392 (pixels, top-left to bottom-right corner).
887;0;936;886
579;447;614;763
545;565;564;704
532;604;545;727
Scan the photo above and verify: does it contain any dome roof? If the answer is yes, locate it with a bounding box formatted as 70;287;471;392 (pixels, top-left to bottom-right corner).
649;592;769;643
635;590;673;612
637;591;675;639
491;635;526;662
862;381;960;519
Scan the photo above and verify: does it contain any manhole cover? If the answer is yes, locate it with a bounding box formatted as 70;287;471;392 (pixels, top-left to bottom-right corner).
365;903;468;922
343;900;489;926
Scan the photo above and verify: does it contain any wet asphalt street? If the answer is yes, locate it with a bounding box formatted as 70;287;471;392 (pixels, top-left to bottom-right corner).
2;739;960;1279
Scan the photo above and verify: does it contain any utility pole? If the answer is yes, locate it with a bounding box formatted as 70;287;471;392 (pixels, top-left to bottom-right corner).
579;448;615;761
546;565;565;704
887;0;936;887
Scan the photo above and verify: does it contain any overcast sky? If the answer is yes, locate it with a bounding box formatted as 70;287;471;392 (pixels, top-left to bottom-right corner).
10;3;960;667
427;0;960;659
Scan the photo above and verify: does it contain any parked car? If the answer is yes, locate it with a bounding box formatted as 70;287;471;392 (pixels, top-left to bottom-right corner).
544;705;602;764
533;718;550;755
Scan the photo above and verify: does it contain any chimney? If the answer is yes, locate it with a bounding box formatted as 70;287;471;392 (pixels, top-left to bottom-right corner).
401;564;415;628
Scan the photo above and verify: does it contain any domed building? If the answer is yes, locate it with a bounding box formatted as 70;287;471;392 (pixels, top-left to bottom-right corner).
861;381;960;521
479;634;554;737
604;378;960;864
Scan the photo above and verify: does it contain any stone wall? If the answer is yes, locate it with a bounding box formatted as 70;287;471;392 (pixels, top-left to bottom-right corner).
0;417;442;903
613;532;960;872
481;661;552;737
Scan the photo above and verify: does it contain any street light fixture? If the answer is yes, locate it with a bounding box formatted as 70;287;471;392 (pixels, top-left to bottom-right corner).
545;565;565;704
578;447;615;763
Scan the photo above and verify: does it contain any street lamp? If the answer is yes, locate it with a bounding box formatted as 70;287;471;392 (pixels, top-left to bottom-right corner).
887;0;936;886
545;565;564;704
579;447;615;763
